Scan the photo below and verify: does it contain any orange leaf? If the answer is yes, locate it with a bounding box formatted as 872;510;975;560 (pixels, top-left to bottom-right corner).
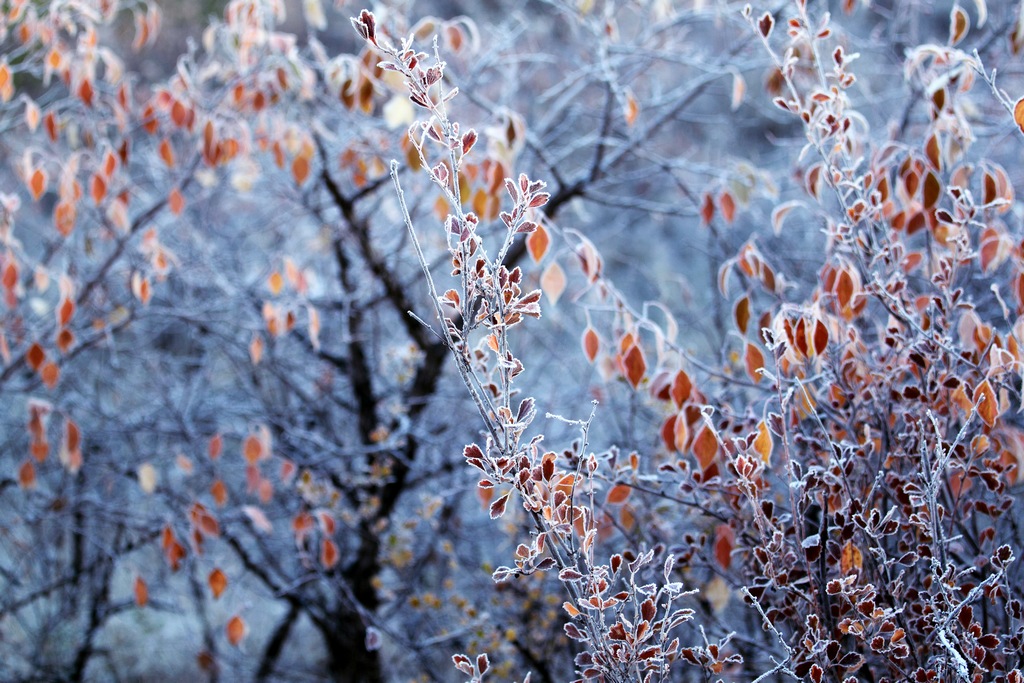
226;616;246;646
159;138;175;167
540;261;566;304
210;479;228;507
974;379;999;427
582;327;600;363
1015;97;1024;135
670;370;692;408
292;155;310;185
90;173;106;205
134;577;148;607
29;168;47;200
321;538;339;569
692;425;718;471
268;271;284;295
243;435;263;464
563;601;581;617
605;483;631;505
57;297;74;327
744;342;765;383
168;187;185;215
622;344;646;389
673;413;690;453
40;362;59;388
527;223;550;263
624;91;639;127
719;191;736;223
753;420;773;465
840;540;863;574
208;434;223;459
249;334;264;365
208;568;228;599
18;460;36;489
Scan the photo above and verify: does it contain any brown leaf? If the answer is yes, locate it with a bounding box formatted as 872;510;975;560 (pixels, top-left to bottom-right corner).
949;4;970;45
734;296;750;336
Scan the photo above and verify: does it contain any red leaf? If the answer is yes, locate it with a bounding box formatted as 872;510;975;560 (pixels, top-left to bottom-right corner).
719;191;736;223
700;192;714;226
321;538;340;569
714;524;734;570
26;342;46;371
134;576;148;607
